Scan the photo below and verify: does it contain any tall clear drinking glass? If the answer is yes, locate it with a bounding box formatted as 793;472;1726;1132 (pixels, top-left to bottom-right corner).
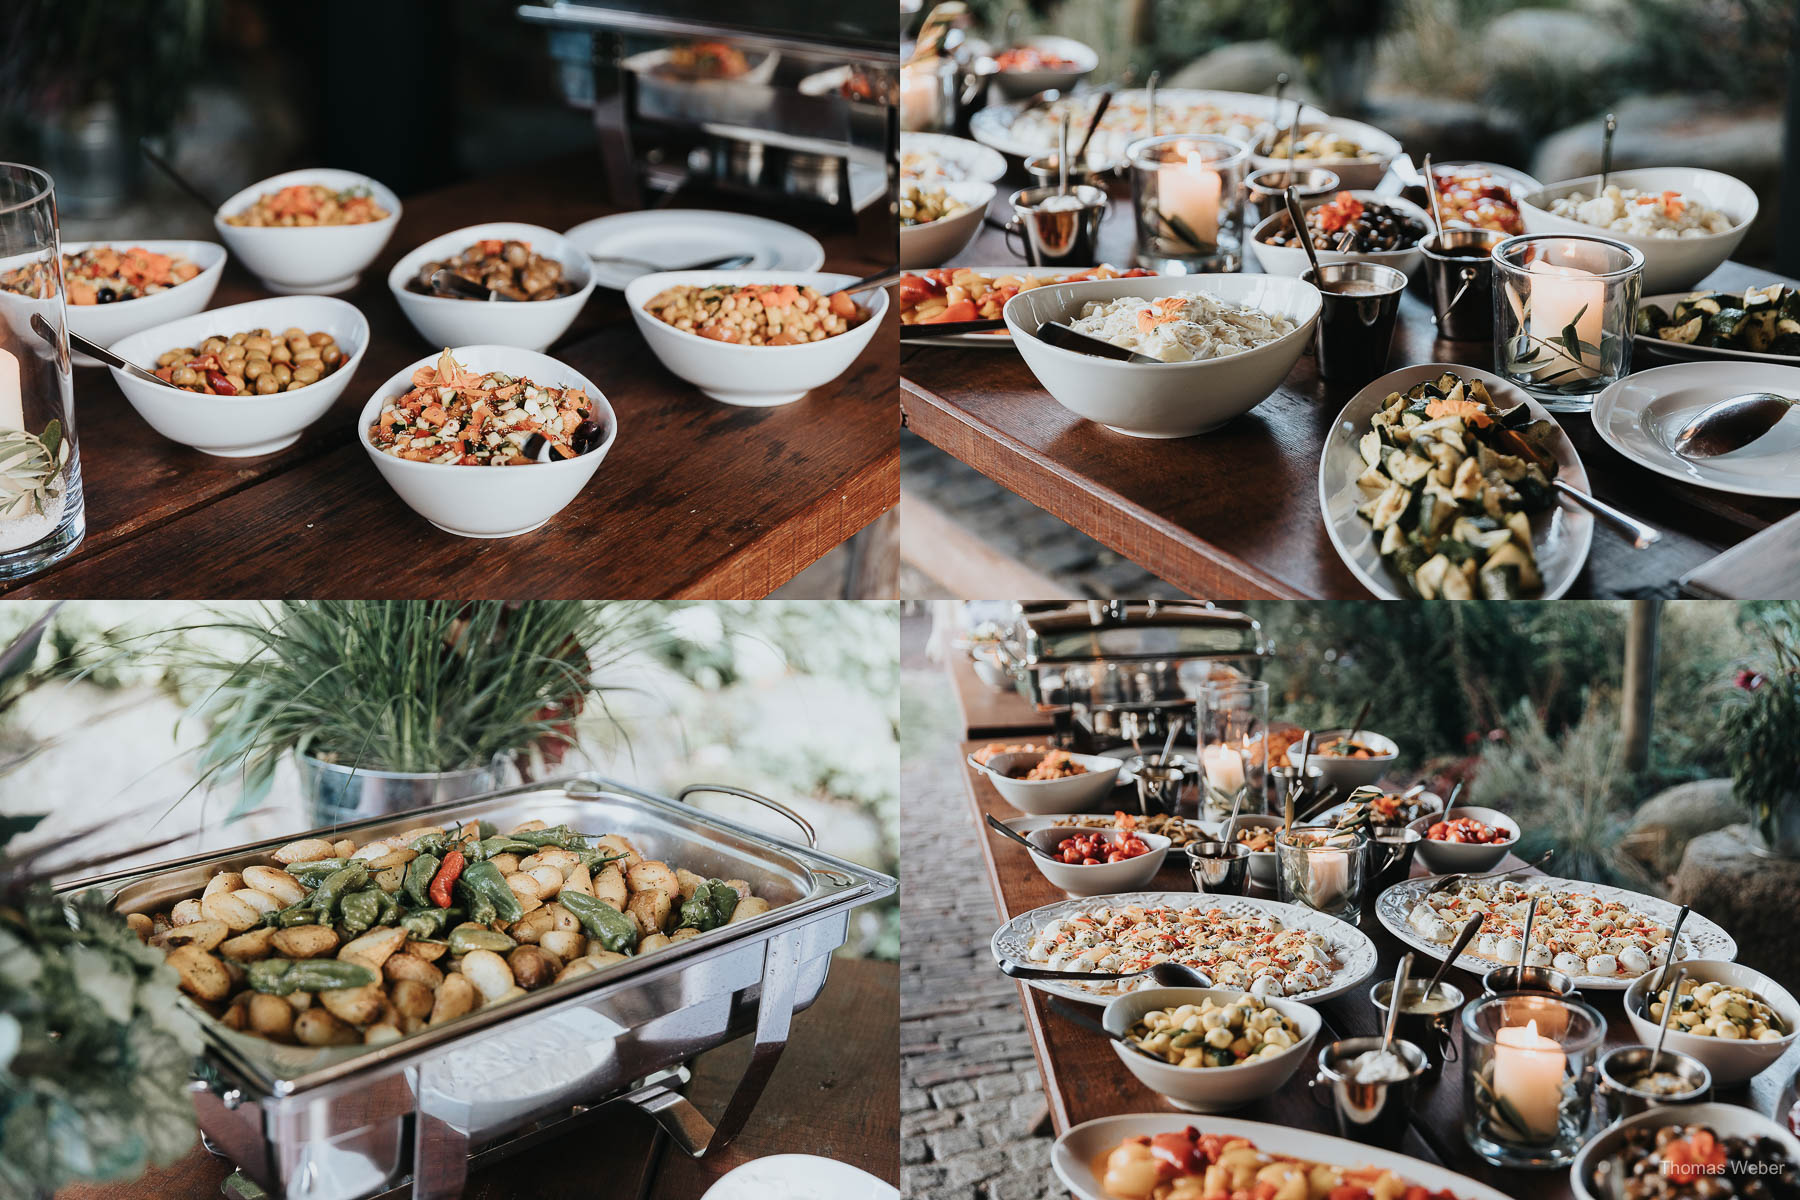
0;164;82;578
1197;679;1269;822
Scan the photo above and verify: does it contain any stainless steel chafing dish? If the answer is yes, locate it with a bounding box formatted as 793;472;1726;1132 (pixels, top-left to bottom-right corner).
57;774;895;1200
993;601;1270;751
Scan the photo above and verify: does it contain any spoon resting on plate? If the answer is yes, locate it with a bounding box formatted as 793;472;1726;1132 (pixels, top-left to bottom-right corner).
1672;392;1795;459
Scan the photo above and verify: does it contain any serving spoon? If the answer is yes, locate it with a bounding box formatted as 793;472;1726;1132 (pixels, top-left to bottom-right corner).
1672;392;1796;458
1038;321;1162;364
1380;953;1414;1057
997;958;1212;987
983;813;1058;859
1489;409;1663;549
30;315;175;389
1048;997;1176;1062
1646;965;1688;1078
1420;914;1486;1001
1284;187;1326;286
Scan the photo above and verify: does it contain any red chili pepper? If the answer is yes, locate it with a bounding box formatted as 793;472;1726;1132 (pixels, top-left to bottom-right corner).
205;368;237;395
429;848;464;907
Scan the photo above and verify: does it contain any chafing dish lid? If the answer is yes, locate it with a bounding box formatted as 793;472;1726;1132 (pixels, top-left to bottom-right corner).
1003;602;1268;669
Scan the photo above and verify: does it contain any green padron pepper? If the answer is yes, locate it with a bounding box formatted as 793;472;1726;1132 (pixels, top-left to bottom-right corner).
448;925;517;955
474;836;536;860
401;907;452;940
338;888;384;934
560;890;639;954
459;881;497;925
677;880;741;932
408;832;450;857
509;824;589;850
458;859;523;924
285;859;351;886
247;957;376;995
309;862;370;920
270;902;321;928
575;848;628;872
403;853;440;909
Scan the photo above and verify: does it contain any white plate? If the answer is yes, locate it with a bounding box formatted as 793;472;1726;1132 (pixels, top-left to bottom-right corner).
1634;289;1800;366
969;88;1293;170
1309;792;1443;828
1375;874;1738;990
701;1154;898;1200
563;210;825;291
1593;360;1800;499
1054;1113;1516;1200
990;891;1379;1007
899;132;1007;184
1318;363;1595;599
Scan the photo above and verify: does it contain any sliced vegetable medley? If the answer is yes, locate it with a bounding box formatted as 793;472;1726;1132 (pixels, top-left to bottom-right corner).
1637;285;1800;355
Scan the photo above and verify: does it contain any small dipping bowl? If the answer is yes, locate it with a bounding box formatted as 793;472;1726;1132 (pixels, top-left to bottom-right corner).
1023;152;1101;192
1418;226;1505;341
1186;841;1251;895
1310;1035;1429;1149
1594;1045;1712;1125
1365;825;1421;891
1301;261;1408;385
1370;978;1466;1077
1134;760;1190;819
1245;166;1341;226
1482;964;1578;999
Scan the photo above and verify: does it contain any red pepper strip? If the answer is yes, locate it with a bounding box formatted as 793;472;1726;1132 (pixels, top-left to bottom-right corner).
429;848;464;907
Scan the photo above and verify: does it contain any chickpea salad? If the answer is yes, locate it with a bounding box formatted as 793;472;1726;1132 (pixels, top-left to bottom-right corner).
643;282;868;346
154;327;346;396
1;244;202;303
369;349;607;466
407;239;576;302
226;183;389;227
900;182;973;227
131;816;775;1049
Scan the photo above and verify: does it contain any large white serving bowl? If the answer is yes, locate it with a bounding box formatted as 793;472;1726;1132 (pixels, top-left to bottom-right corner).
387;222;595;353
622;270;888;407
1248;191;1432;281
1409;806;1519;874
107;295;368;458
60;239;227;367
1003;273;1321;438
1286;728;1397;792
899;180;995;269
989;35;1100;99
1023;827;1170;897
357;345;616;538
968;749;1124;815
1099;987;1321;1113
1519;167;1758;294
1250;116;1403;192
1572;1102;1800;1200
1622;960;1799;1086
213;168;401;294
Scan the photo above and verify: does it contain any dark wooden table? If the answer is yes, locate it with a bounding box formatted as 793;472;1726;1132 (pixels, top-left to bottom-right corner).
901;191;1799;599
58;956;897;1200
948;653;1055;740
15;154;896;599
957;741;1800;1199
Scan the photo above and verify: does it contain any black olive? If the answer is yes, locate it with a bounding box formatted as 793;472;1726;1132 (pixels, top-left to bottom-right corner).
96;286;116;303
522;432;547;461
572;418;604;454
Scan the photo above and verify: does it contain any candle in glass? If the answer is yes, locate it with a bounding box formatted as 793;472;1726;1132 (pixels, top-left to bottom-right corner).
1200;741;1245;793
1159;154;1221;247
1492;1018;1566;1139
1526;260;1606;379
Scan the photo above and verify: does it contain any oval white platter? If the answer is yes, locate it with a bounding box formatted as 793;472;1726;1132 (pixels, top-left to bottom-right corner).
990;890;1378;1007
1634;289;1800;365
1308;792;1443;828
1317;362;1594;600
1054;1113;1516;1200
1375;874;1737;991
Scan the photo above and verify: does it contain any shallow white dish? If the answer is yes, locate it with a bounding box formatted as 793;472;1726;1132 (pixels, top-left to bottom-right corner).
990;891;1379;1007
988;35;1099;99
1287;728;1397;792
1519;166;1758;295
1408;806;1519;874
1311;791;1443;830
357;344;616;538
1248;191;1432;281
563;209;824;291
969;750;1125;815
1592;360;1800;499
1004;273;1321;438
108;295;369;458
901;264;1159;348
622;270;887;407
1621;959;1799;1086
1571;1102;1800;1200
386;222;595;353
899;132;1008;184
213;168;400;295
1634;288;1800;366
1374;874;1737;991
899;180;995;269
1318;362;1595;599
1101;987;1320;1112
1054;1114;1515;1200
701;1153;898;1200
1023;827;1170;897
57;240;227;368
1250;116;1402;192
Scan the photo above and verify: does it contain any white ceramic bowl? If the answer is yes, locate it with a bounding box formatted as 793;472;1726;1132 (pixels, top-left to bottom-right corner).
1287;728;1397;792
1220;814;1282;889
59;240;227;367
1248;191;1432;281
1003;273;1321;439
1572;1101;1800;1200
1251;116;1402;193
1622;960;1799;1086
989;36;1099;99
358;345;617;537
1023;827;1170;897
622;270;888;407
387;222;595;353
899;132;1008;184
1100;987;1321;1112
107;295;369;458
899;181;995;269
1409;806;1519;875
1519;167;1758;294
213;168;401;294
969;749;1124;815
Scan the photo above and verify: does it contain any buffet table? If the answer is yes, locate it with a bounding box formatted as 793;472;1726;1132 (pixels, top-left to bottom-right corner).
957;742;1800;1199
947;651;1055;740
9;153;895;600
55;956;898;1200
901;197;1800;599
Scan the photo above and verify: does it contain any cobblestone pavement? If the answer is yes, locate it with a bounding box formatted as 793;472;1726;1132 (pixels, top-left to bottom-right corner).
901;431;1188;601
900;615;1059;1200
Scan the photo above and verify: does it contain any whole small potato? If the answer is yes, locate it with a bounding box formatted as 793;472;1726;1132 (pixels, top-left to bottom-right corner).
350;838;398;862
294;1007;358;1046
638;933;672;954
460;950;514;1002
525;865;564;897
504;872;544;904
626;860;679;896
203;871;245;898
170;898;203;926
384;953;444;989
593;865;627;911
273;838;335;865
538;930;586;962
509;907;554;945
248;993;295;1041
243;865;307;907
320;982;385;1027
201;891;261;932
369;848;417;871
339;926;408;970
626;889;671;937
488;853;521;876
125;912;153;941
406;939;447;963
729;897;771;924
561;862;594;899
675;868;706;900
231;888;280;917
272;925;339;959
331;838;357;859
390;978;436;1020
364;1023;403;1046
374;865;406;894
392;826;444;845
430;973;476;1025
508;945;557;990
220;926;278;961
592;834;641;868
586;950;630;968
507;819;548;835
167;944;231;1002
554;958;598;983
669;927;701;943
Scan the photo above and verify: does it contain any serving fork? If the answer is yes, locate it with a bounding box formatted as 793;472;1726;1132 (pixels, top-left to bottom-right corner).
1421;846;1555;899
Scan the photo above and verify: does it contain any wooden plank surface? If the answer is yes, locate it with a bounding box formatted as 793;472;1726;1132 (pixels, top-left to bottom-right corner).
900;192;1799;599
947;651;1056;740
12;154;897;599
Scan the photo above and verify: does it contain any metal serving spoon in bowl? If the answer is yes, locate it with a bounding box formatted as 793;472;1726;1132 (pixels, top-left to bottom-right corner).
997;958;1212;987
1673;392;1796;458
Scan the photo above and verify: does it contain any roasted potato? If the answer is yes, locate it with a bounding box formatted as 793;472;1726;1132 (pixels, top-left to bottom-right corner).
242;865;307;908
593;864;628;911
729;897;771;924
203;871;245;898
320;983;386;1027
167;944;231;1001
390;978;436;1021
626;889;672;937
383;953;444;989
538;930;586;962
247;993;295;1041
271;925;339;959
273;838;335;865
339;926;407;970
170;898;203;927
626;860;679;896
429;973;476;1025
592;834;641;869
201;891;261;931
294;1007;358;1046
508;945;558;990
460;950;514;1003
219;926;277;962
156;919;229;952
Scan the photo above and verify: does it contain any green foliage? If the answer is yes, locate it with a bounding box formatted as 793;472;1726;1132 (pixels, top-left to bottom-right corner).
1723;603;1800;849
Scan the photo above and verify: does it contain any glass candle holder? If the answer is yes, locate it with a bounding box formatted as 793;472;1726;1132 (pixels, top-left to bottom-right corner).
0;164;83;579
1197;678;1268;822
1275;826;1366;922
1462;993;1606;1169
1128;134;1250;273
1493;233;1643;413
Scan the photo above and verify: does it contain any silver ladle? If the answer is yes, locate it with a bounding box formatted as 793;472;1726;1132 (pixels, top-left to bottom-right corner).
1673;392;1796;458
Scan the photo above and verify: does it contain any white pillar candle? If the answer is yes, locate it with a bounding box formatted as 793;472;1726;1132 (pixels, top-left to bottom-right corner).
1306;846;1350;909
1159;154;1221;247
1201;742;1245;793
1526;260;1606;379
0;345;21;432
1493;1018;1566;1139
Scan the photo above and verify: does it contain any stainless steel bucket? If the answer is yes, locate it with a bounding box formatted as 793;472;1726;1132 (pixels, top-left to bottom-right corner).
295;753;503;827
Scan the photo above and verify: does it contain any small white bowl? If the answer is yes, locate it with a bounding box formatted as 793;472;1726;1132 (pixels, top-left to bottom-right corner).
989;36;1099;99
1622;960;1799;1086
1220;815;1282;889
1023;827;1170;897
59;240;227;368
1519;167;1758;295
107;295;369;458
213;168;401;295
1410;806;1519;875
1003;273;1321;439
1251;116;1402;193
387;222;595;353
1101;987;1321;1113
358;345;617;538
969;749;1124;815
1288;728;1397;792
1572;1101;1800;1200
623;270;889;407
1249;191;1432;281
899;180;995;269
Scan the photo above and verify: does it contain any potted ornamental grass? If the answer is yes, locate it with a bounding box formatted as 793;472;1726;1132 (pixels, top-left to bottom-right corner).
1724;603;1800;859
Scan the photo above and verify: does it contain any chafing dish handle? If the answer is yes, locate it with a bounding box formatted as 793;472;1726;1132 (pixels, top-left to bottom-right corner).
676;784;817;848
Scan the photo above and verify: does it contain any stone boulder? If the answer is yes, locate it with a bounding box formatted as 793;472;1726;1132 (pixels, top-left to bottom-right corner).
1483;8;1637;78
1671;825;1800;996
1620;778;1746;879
1166;41;1319;106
